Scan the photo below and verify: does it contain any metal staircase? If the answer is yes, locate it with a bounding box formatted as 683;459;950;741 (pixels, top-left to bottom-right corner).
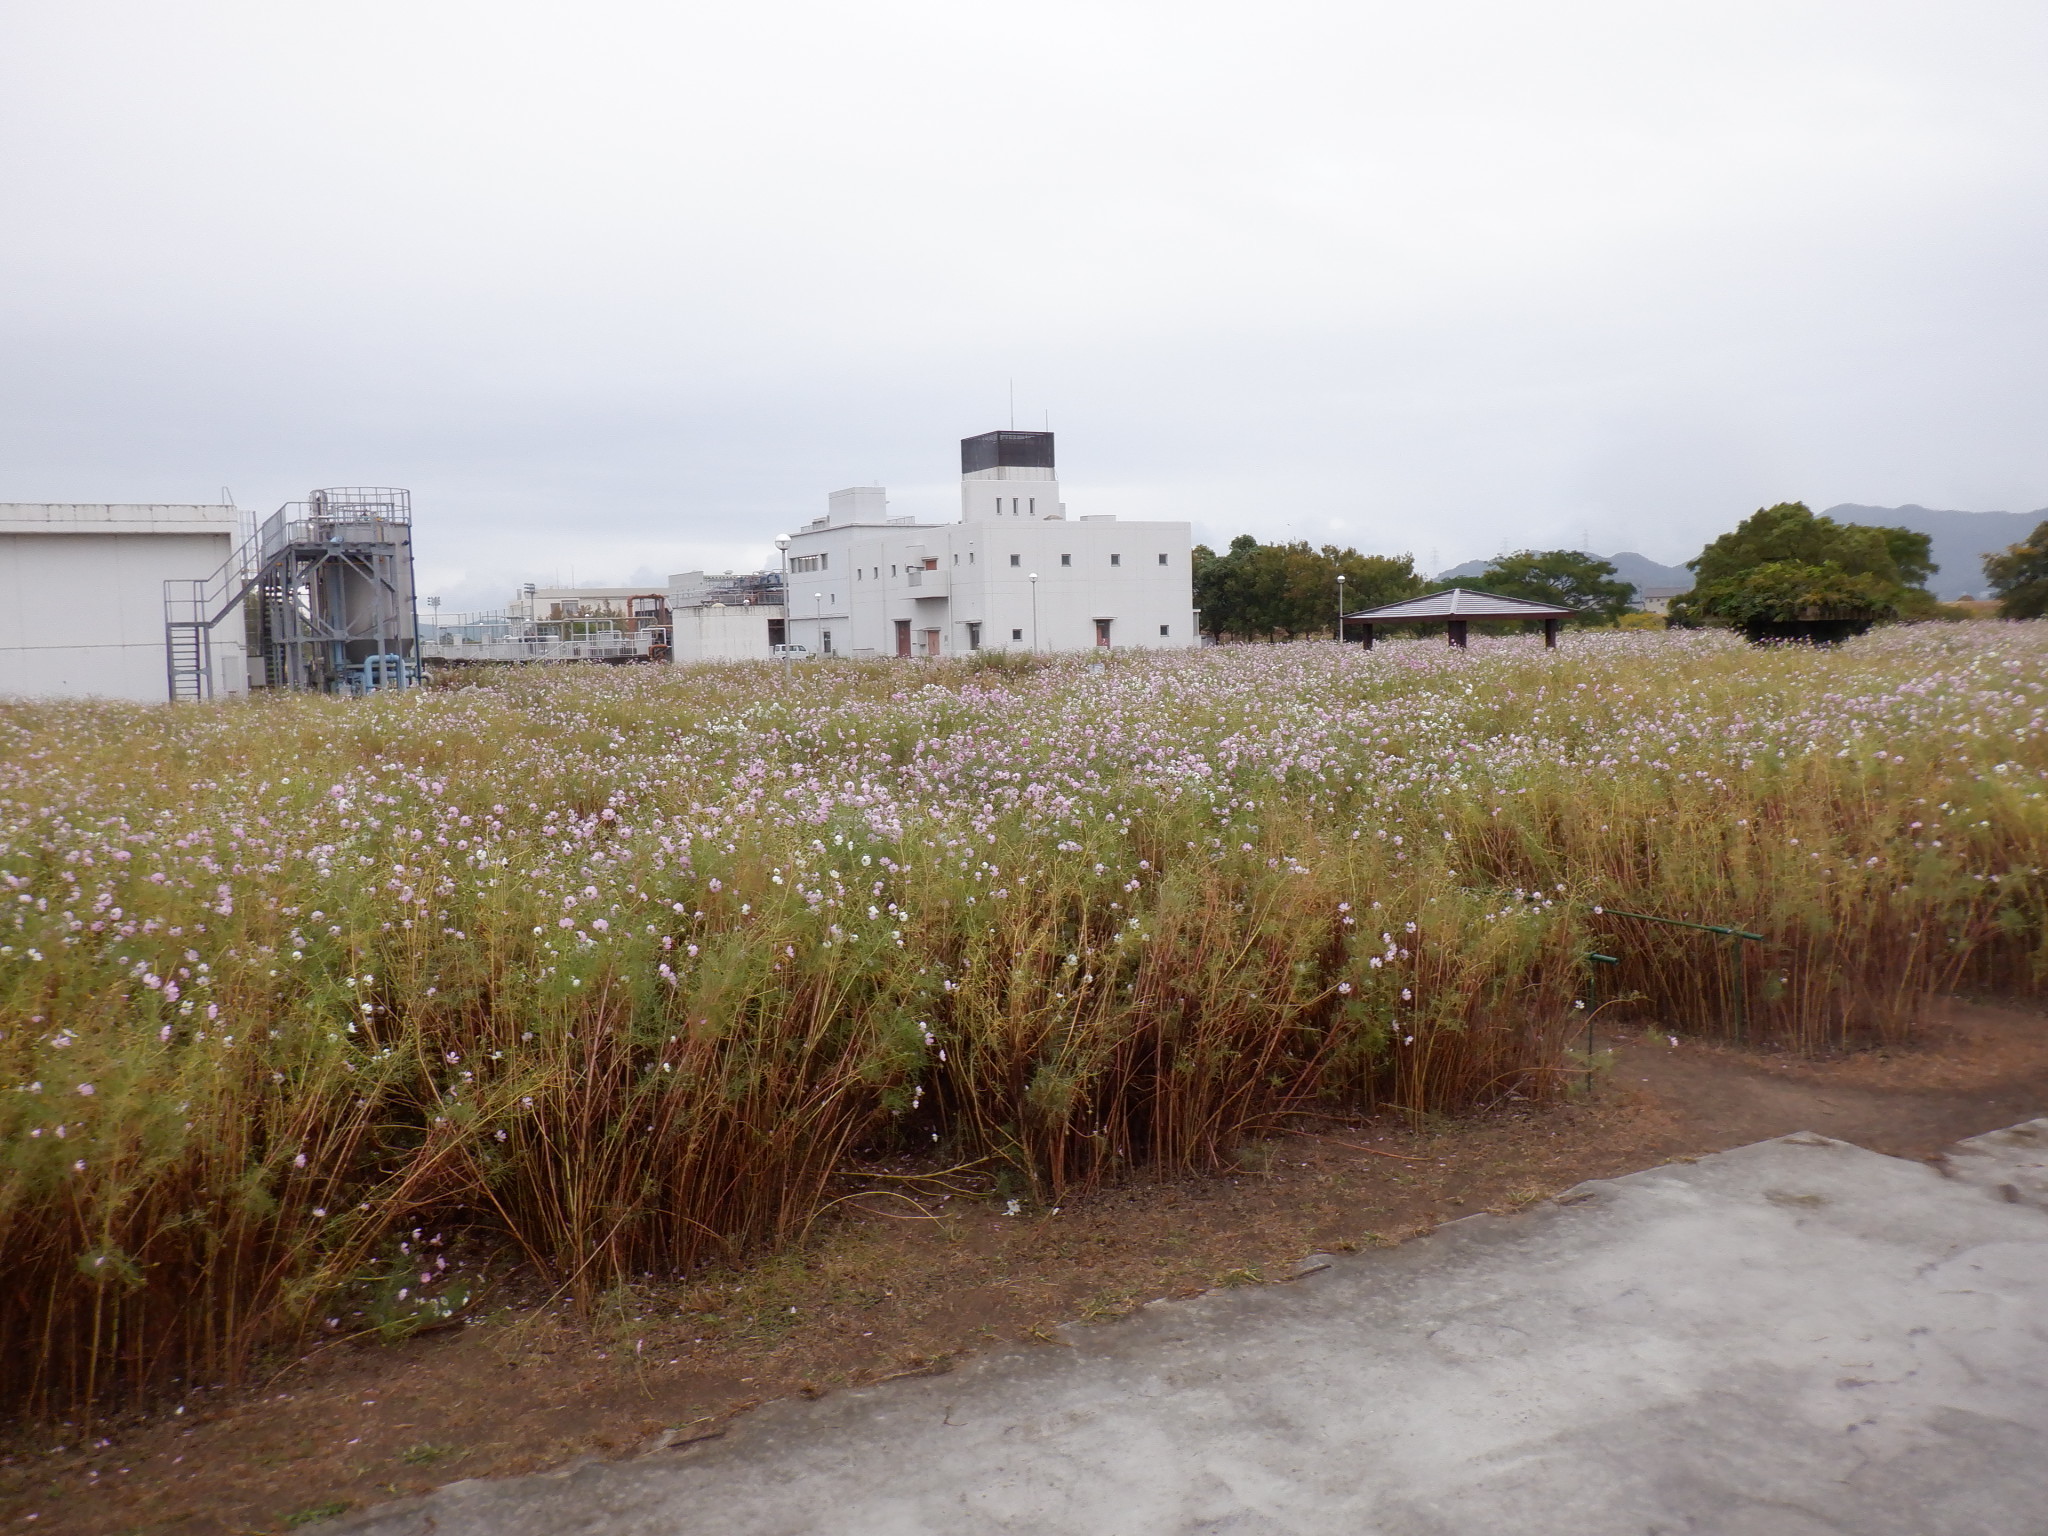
162;530;261;701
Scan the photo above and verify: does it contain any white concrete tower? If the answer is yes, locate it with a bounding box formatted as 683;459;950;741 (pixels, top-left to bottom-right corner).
959;430;1065;523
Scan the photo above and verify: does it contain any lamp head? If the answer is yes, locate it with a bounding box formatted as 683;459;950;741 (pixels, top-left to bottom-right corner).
774;535;790;551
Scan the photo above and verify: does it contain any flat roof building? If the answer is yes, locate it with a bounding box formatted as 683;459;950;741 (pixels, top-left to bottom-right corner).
0;503;249;701
778;432;1195;658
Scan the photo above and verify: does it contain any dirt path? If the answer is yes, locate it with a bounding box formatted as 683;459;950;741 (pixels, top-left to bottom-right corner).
6;999;2044;1535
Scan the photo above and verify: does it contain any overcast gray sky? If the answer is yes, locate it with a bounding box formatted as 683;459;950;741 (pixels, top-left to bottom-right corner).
4;0;2045;608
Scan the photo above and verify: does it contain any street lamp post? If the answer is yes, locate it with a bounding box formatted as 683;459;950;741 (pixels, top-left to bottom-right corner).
813;591;823;654
1335;573;1346;643
773;535;791;655
1028;573;1040;653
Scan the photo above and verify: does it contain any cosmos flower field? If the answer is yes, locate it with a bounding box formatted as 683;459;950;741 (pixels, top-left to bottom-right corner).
4;627;2045;1412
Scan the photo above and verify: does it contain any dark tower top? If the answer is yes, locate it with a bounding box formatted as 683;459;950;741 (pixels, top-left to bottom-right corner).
961;430;1055;474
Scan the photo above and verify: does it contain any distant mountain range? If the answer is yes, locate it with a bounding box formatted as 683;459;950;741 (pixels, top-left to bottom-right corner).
1436;550;1692;593
1821;505;2045;600
1437;506;2048;602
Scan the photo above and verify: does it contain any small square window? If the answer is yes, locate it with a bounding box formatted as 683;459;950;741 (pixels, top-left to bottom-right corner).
1157;552;1169;565
1060;553;1072;567
1009;553;1020;567
1159;624;1170;636
1011;628;1023;641
1110;553;1121;566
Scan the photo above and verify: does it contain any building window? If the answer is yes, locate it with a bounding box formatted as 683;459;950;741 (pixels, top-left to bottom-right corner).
1159;624;1170;636
1157;552;1169;565
1061;553;1071;567
1009;553;1020;567
891;565;897;577
967;622;982;650
769;618;786;646
953;553;959;565
1011;628;1023;640
791;554;827;574
1029;498;1035;515
1095;619;1111;647
1110;553;1121;566
822;630;834;654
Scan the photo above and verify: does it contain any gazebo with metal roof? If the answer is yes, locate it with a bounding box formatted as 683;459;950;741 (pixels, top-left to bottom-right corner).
1342;587;1579;650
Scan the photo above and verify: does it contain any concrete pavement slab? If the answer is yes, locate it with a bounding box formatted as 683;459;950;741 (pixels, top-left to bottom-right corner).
340;1124;2048;1536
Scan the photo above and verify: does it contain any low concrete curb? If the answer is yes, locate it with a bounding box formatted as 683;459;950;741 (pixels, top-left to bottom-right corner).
341;1121;2048;1536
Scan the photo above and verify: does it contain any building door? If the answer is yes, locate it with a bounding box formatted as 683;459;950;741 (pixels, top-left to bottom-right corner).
767;618;786;648
1095;619;1112;647
923;628;940;657
894;619;911;658
966;622;981;651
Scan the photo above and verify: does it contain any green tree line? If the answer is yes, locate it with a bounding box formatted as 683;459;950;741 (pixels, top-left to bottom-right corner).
1192;496;2048;643
1190;538;1637;641
1190;537;1422;642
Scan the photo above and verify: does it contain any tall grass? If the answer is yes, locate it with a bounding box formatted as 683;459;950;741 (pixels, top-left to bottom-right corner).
4;626;2045;1415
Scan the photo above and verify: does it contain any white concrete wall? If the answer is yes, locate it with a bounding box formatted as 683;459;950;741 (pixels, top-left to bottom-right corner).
964;517;1195;653
960;466;1062;524
0;505;245;702
671;603;786;662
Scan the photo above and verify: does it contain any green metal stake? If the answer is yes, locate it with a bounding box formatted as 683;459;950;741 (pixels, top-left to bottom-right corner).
1728;935;1748;1044
1597;908;1764;1042
1585;952;1620;1088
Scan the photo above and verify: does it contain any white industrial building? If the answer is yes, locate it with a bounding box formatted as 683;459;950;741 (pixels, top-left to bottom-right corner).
0;503;251;701
2;490;419;703
0;431;1190;700
778;430;1195;658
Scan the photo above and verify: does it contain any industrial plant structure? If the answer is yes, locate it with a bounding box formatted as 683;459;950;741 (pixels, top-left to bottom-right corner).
1;489;419;702
2;429;1198;699
167;488;419;699
420;583;675;666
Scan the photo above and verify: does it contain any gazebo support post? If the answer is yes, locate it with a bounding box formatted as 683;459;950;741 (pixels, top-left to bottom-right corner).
1447;619;1468;650
1544;617;1559;649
